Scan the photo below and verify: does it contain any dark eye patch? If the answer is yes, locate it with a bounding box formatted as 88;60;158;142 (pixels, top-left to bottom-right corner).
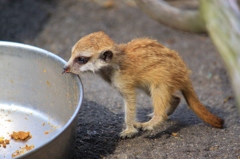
75;56;90;64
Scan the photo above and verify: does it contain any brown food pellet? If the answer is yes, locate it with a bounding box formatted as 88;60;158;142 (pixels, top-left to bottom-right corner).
11;131;31;140
12;150;20;158
172;132;178;137
46;81;50;86
5;139;9;144
0;137;4;144
12;144;34;158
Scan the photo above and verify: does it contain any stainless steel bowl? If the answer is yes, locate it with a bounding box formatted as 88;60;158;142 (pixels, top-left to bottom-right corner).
0;42;83;159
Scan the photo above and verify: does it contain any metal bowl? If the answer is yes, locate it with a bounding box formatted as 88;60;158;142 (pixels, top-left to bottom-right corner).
0;42;83;159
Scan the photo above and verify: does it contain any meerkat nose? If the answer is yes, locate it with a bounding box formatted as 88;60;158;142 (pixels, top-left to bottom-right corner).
62;65;70;74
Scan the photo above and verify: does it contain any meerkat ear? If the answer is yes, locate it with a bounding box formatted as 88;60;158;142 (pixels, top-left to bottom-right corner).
99;50;113;62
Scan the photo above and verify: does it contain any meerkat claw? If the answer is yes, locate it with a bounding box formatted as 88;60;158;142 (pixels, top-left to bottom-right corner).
120;128;139;139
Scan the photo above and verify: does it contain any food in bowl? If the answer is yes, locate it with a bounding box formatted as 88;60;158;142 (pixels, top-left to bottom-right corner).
11;131;31;141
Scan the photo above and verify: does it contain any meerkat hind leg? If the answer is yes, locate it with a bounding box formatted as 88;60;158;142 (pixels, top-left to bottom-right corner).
140;86;172;131
147;95;180;118
167;95;180;116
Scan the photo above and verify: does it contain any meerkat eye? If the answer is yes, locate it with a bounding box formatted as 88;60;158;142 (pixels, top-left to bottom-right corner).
76;56;90;64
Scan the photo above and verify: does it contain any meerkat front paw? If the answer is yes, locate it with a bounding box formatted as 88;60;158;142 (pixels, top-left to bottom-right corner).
120;127;138;138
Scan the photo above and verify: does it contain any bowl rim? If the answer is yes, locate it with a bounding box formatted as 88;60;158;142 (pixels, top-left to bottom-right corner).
0;41;83;158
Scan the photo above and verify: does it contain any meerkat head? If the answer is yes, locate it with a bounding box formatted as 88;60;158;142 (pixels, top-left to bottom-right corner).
63;31;117;74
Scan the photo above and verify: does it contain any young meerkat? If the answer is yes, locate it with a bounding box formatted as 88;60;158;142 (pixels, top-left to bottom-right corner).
63;31;224;138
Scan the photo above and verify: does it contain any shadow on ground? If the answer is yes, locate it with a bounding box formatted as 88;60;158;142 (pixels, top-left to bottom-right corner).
75;99;225;158
137;101;226;139
75;100;123;159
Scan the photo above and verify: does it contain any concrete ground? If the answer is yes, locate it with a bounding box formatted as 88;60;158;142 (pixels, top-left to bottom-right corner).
1;0;239;158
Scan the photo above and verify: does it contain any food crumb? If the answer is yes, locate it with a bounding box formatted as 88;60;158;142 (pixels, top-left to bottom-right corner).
44;131;49;135
5;139;10;144
0;137;10;148
42;122;45;126
105;1;114;8
12;144;34;158
172;132;178;137
11;131;31;141
0;137;4;144
46;81;50;86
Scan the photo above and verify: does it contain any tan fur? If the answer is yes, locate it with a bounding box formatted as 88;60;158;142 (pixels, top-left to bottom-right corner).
64;31;224;138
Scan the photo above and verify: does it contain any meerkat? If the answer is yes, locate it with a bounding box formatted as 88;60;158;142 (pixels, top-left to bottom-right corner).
63;31;224;138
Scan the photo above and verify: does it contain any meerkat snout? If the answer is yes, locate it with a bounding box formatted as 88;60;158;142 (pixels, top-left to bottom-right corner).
62;65;70;74
63;49;114;74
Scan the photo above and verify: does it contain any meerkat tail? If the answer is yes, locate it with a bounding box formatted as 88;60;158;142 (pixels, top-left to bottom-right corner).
181;83;224;128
